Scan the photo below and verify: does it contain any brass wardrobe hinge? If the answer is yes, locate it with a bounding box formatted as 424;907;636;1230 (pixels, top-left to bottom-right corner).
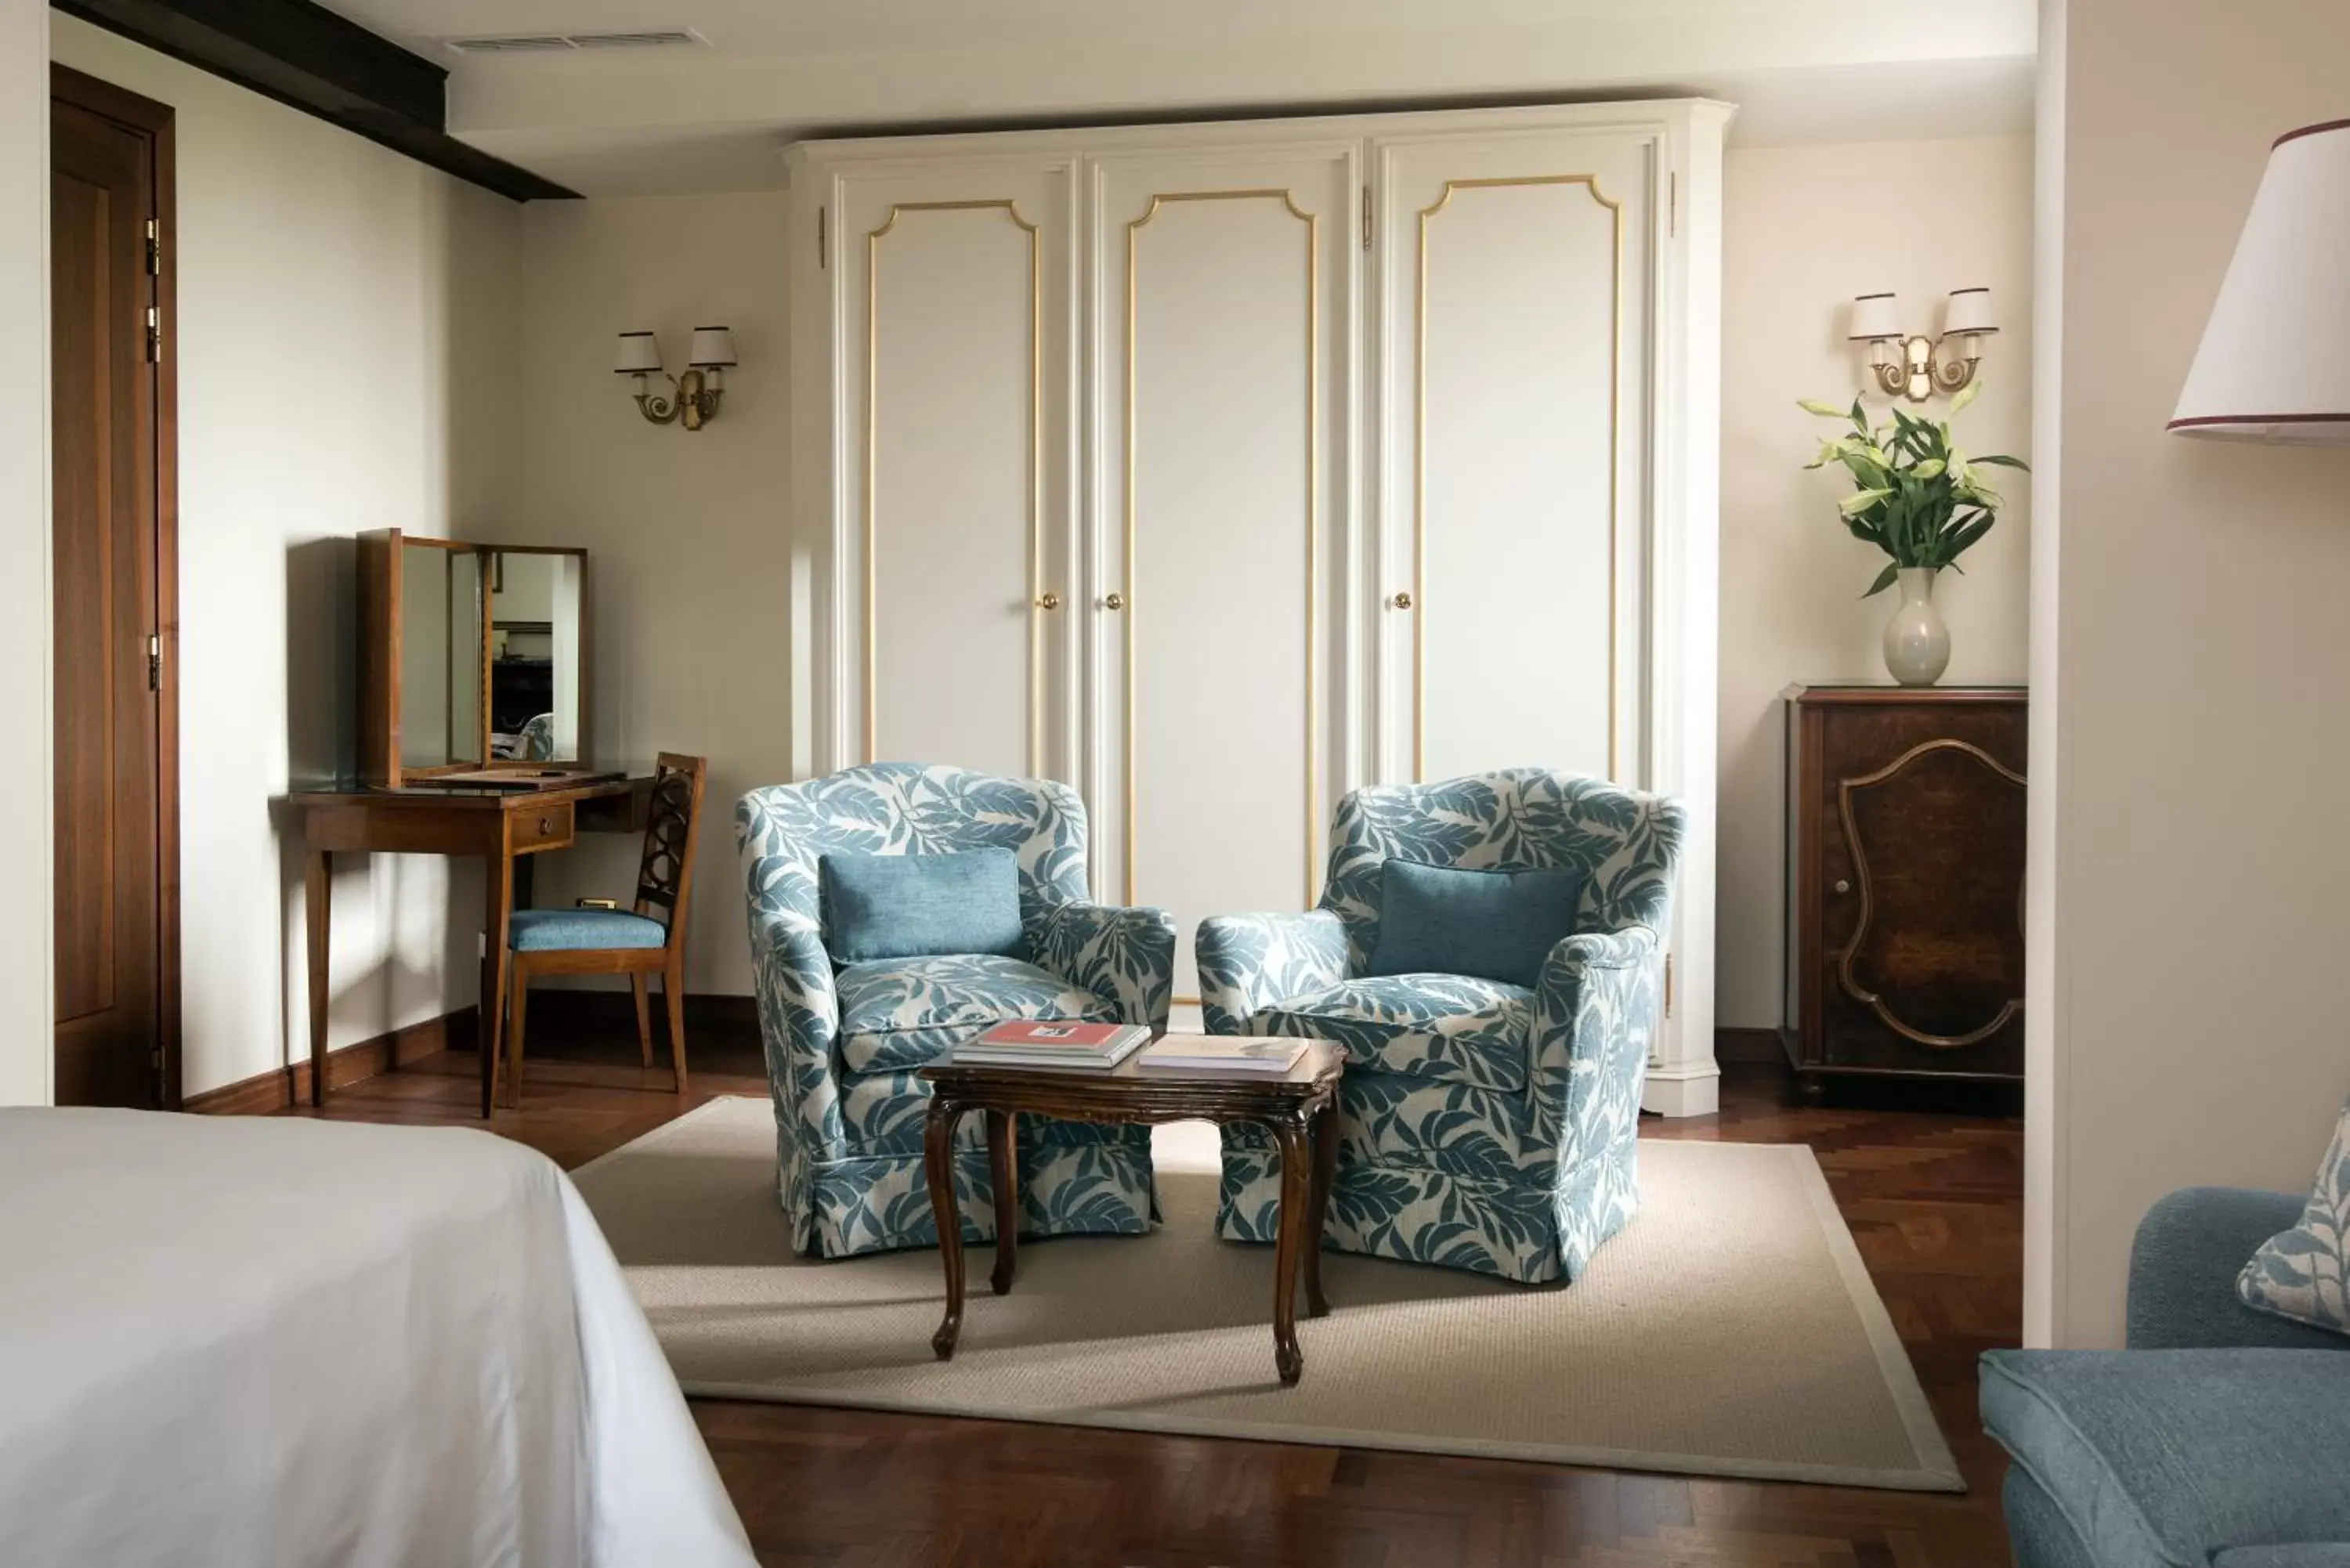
144;305;160;364
1664;954;1675;1018
817;207;827;269
1669;172;1679;239
145;217;160;276
146;633;161;691
1361;185;1372;251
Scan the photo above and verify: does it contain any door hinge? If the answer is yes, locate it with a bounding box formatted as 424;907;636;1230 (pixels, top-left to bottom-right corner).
1663;953;1675;1018
145;217;160;276
1361;185;1372;251
144;305;160;364
146;633;161;691
1669;172;1679;239
816;207;827;269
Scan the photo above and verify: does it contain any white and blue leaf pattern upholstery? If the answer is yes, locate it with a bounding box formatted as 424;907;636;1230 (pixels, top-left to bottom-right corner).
1202;770;1683;1284
736;763;1177;1259
2238;1097;2350;1335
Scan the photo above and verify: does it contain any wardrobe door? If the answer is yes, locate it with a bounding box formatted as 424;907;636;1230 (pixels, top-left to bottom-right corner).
1372;128;1657;786
1090;143;1358;990
837;161;1077;779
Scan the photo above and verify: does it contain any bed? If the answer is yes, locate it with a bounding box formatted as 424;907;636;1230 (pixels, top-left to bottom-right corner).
0;1108;757;1567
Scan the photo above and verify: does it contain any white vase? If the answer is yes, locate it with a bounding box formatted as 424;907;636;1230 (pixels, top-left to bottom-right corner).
1881;567;1950;687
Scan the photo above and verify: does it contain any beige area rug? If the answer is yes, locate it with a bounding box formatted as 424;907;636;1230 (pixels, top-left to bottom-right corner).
573;1097;1962;1492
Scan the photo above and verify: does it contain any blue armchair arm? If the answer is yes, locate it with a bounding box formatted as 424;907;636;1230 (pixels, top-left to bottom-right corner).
1195;910;1348;1035
1527;927;1662;1151
2127;1187;2348;1352
1036;901;1178;1030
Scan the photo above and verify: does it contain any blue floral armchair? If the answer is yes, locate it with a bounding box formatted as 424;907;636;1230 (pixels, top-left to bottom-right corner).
1199;771;1684;1284
736;764;1177;1259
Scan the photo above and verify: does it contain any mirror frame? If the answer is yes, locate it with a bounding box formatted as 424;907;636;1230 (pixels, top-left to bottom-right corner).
357;530;593;788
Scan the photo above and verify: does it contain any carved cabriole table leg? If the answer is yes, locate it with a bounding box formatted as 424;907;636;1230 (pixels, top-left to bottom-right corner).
1304;1093;1337;1319
985;1107;1018;1295
926;1097;967;1360
1270;1110;1314;1386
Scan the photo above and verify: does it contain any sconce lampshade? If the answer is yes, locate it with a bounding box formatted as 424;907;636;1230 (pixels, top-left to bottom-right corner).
1943;287;1999;337
2171;121;2350;443
613;331;663;374
687;327;738;368
1849;293;1903;342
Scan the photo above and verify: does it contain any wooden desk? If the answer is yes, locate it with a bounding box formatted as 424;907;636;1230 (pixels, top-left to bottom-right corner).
289;775;653;1118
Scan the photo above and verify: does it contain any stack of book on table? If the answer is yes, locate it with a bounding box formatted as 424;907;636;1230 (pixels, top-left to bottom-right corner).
1137;1035;1308;1074
950;1020;1152;1069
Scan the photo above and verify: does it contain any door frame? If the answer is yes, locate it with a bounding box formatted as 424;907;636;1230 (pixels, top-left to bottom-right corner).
51;64;181;1109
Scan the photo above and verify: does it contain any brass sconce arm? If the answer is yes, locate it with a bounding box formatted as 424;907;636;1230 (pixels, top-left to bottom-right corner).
1868;334;1984;403
614;327;735;432
629;369;725;431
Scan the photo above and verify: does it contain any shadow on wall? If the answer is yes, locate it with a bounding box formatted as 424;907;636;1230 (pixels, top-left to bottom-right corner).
273;538;482;1074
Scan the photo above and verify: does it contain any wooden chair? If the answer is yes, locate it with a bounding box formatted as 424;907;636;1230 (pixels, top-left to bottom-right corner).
502;753;707;1108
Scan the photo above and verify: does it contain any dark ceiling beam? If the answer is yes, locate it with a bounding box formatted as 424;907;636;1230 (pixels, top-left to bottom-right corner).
52;0;579;201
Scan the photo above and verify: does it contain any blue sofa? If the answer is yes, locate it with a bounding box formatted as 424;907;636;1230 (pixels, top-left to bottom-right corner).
1981;1187;2350;1568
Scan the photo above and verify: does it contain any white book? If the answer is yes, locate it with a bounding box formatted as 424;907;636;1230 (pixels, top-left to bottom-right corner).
1137;1035;1307;1074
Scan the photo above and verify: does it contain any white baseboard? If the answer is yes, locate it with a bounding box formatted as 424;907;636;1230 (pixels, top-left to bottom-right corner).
1642;1060;1721;1118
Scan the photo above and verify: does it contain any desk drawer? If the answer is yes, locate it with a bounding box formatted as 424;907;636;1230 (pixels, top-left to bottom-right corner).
510;800;576;854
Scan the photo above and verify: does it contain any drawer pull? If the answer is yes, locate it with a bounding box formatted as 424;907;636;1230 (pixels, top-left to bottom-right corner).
1833;879;1852;894
537;817;554;835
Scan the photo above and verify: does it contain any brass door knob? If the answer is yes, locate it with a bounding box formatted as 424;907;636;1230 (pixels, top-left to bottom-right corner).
1104;591;1126;610
1036;591;1061;611
1389;591;1414;610
1833;878;1852;894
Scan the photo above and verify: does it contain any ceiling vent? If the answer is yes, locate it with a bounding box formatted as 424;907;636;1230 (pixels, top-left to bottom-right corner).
446;29;706;55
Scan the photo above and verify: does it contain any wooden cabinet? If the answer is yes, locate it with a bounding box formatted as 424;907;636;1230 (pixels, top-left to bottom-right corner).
1782;685;2026;1098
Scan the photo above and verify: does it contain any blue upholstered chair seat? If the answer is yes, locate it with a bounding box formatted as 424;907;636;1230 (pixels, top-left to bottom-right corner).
1982;1347;2350;1568
508;907;667;951
834;953;1117;1074
1254;974;1534;1092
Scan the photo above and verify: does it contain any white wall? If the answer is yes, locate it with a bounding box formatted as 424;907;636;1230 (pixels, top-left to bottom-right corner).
2030;0;2350;1348
1715;135;2034;1028
50;16;523;1100
0;0;52;1106
509;193;793;996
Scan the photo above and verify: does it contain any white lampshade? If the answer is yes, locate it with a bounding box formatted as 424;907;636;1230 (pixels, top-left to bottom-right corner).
1943;287;1999;337
613;331;663;375
1849;292;1903;341
687;326;737;368
2171;120;2350;443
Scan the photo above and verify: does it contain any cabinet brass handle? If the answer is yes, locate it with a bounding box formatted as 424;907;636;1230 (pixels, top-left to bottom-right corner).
1104;591;1126;611
1389;591;1414;610
538;817;554;835
1036;591;1061;611
1833;878;1852;894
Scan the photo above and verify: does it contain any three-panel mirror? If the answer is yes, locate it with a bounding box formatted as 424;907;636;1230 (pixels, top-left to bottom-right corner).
358;531;590;786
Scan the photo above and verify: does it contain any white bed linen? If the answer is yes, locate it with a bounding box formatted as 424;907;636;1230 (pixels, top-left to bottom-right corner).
0;1109;756;1568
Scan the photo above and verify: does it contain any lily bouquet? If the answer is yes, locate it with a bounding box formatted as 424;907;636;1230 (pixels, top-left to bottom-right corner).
1800;381;2028;595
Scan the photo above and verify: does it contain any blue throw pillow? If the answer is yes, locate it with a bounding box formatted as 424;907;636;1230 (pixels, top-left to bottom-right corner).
819;848;1025;965
1365;859;1583;990
2239;1097;2350;1337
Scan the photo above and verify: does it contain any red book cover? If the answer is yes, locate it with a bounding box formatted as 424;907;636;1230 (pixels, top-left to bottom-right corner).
972;1021;1130;1049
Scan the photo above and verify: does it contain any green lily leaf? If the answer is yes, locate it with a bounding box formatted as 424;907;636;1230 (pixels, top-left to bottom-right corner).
1839;486;1893;517
1799;399;1851;418
1911;457;1947;480
1947;379;1982;417
1863;562;1900;598
1972;453;2030;470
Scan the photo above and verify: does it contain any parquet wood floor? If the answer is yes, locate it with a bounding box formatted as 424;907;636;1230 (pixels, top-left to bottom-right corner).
284;1023;2023;1567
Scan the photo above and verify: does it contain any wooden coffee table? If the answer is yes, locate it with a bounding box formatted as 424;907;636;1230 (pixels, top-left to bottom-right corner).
917;1037;1344;1386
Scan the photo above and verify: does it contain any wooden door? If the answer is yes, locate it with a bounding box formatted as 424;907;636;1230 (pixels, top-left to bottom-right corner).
52;69;176;1108
1371;127;1657;787
1090;141;1357;991
835;159;1078;782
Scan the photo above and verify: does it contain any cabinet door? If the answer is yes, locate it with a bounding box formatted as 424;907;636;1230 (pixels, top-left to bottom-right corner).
837;161;1077;779
1371;128;1656;786
1089;143;1358;990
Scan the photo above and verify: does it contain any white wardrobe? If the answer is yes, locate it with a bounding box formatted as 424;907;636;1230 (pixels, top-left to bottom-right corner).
784;100;1730;1115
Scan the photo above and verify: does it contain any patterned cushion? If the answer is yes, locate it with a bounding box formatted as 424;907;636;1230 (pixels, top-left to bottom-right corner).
836;953;1115;1075
1256;974;1533;1092
508;907;666;951
2239;1097;2350;1335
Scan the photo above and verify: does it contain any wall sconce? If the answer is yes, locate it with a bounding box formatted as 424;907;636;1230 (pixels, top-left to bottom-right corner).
1849;289;1999;402
613;327;736;431
2171;121;2350;443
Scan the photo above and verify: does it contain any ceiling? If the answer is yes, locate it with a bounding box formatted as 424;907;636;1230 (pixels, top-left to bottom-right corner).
316;0;2041;195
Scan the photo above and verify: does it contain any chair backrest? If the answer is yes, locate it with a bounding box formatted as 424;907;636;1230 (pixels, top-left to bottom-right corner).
1318;769;1686;974
635;753;710;949
736;763;1090;958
